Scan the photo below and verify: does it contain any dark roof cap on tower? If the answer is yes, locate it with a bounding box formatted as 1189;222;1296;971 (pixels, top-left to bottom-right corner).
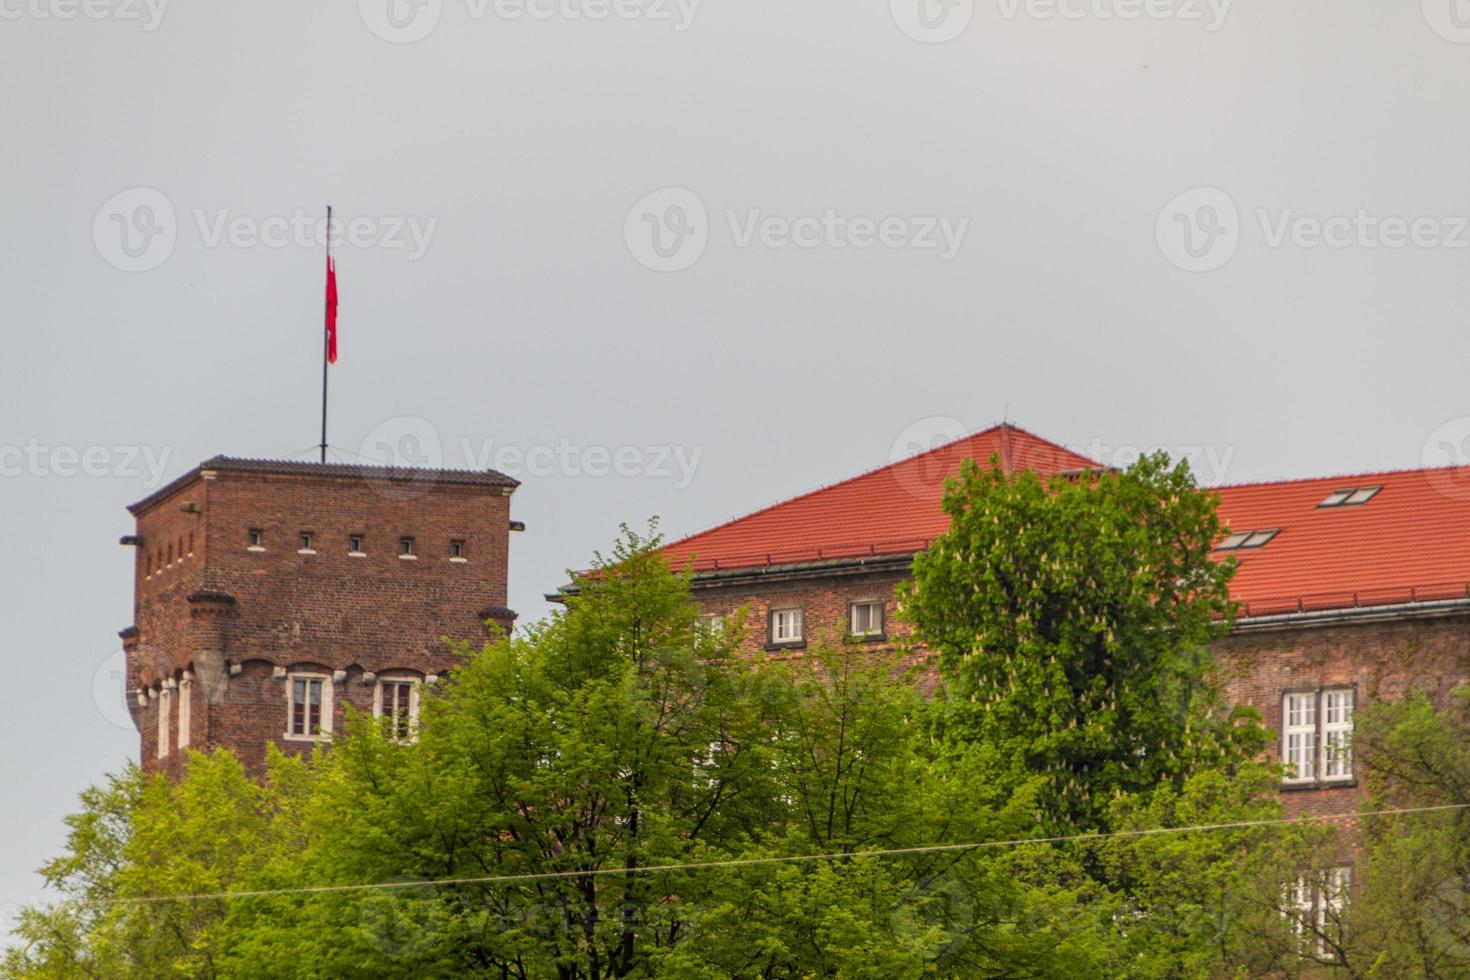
128;455;519;516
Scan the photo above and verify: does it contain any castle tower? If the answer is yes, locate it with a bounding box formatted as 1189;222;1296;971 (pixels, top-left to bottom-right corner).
120;457;520;775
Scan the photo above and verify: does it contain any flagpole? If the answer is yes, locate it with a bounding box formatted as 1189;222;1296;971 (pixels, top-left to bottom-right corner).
320;205;332;464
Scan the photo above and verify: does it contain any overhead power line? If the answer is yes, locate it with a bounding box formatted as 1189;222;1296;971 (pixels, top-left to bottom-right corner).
102;801;1470;907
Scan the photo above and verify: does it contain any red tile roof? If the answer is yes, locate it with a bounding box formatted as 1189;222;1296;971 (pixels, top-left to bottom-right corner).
663;425;1470;618
1216;468;1470;616
662;424;1100;572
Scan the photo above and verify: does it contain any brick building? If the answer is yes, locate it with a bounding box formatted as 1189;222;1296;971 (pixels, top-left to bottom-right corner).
657;424;1470;822
120;456;519;775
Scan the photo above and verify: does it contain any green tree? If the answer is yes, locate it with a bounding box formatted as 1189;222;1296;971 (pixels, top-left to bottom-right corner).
901;452;1264;831
1334;684;1470;978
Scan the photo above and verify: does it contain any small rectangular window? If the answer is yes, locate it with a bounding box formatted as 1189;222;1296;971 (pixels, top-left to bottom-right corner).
177;677;191;750
399;537;415;556
1345;486;1380;505
771;608;804;645
248;529;263;548
377;680;416;741
1282;692;1317;782
1319;485;1381;508
1281;687;1354;784
288;676;328;737
450;540;465;558
697;613;725;638
157;688;172;759
298;533;313;551
349;535;364;553
1323;689;1354;780
849;600;884;637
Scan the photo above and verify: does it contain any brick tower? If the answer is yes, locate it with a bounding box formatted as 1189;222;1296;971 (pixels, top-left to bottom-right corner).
119;457;520;774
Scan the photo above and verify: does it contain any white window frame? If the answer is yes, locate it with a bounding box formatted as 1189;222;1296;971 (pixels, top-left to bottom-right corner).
1281;688;1355;785
157;687;172;759
1322;689;1354;780
284;672;333;741
373;677;420;742
1282;692;1317;783
1285;866;1352;958
770;607;804;645
849;600;884;638
177;674;192;750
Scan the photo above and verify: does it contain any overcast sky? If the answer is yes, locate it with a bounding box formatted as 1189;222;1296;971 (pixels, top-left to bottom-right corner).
4;0;1470;941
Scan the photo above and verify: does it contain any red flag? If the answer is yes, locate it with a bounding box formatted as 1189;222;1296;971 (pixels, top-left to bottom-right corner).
325;255;339;364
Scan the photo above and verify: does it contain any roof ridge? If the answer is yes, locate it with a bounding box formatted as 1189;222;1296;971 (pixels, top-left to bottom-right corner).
1215;461;1470;492
662;422;1096;553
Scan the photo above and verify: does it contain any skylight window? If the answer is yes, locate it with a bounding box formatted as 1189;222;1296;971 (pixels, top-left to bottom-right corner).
1318;485;1381;508
1216;529;1279;551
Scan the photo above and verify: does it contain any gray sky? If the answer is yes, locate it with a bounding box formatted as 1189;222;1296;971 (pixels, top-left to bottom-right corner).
4;0;1470;940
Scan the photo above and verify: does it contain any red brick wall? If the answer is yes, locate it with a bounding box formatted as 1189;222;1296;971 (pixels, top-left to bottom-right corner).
690;562;1470;818
125;464;515;774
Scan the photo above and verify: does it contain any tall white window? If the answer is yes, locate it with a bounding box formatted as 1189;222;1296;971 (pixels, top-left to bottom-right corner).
157;688;172;759
374;678;419;742
770;608;804;645
849;600;884;637
286;673;333;740
177;675;192;750
1281;689;1355;784
1285;866;1352;957
1323;690;1354;780
1282;692;1317;782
